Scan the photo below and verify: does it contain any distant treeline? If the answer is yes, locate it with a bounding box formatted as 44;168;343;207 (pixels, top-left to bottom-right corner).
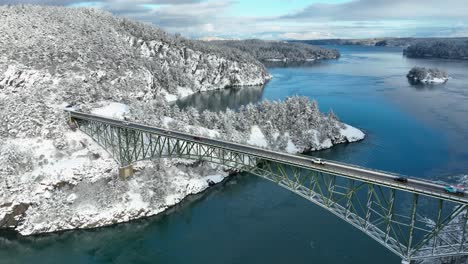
209;39;340;62
293;37;468;49
403;40;468;60
292;37;468;60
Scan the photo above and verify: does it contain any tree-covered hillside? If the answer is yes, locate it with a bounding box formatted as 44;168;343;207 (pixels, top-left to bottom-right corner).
404;40;468;60
209;39;340;62
0;5;271;139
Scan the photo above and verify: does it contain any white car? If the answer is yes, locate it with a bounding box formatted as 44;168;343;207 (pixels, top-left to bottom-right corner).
311;158;325;165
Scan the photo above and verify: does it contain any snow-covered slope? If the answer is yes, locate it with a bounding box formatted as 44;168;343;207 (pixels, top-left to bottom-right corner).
0;5;269;235
0;6;363;236
0;131;229;235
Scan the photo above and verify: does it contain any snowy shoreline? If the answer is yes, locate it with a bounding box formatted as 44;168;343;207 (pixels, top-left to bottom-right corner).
0;101;365;236
1;164;238;237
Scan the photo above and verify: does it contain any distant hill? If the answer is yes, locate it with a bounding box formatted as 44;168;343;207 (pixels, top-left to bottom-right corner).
292;37;468;60
292;37;468;48
403;40;468;60
208;39;340;62
0;5;270;138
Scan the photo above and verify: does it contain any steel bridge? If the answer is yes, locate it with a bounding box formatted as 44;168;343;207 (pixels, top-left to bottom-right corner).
67;110;468;263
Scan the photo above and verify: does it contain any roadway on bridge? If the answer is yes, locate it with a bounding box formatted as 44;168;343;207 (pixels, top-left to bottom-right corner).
67;110;468;204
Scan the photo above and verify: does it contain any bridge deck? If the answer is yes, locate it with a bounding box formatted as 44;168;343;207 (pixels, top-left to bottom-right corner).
67;110;468;204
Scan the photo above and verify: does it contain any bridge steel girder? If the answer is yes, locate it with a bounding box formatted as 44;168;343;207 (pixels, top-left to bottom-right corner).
72;116;468;262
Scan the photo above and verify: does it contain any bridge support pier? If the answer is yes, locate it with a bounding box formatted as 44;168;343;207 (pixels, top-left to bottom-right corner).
119;164;134;179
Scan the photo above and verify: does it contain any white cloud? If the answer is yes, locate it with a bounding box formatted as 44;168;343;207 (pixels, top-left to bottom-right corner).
201;23;215;32
282;0;468;21
279;31;335;40
4;0;468;39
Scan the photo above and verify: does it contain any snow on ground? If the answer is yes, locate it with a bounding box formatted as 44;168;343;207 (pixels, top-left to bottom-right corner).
0;128;230;236
283;132;300;154
340;124;366;142
162;116;175;127
422;76;449;84
177;86;194;98
160;90;178;102
320;138;333;149
286;139;300;154
91;102;129;119
159;87;197;102
162;116;219;138
247;125;268;148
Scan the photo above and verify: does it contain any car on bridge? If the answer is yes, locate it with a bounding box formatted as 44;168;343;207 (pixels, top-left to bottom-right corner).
193;136;203;141
444;185;465;196
393;177;408;183
311;158;325;165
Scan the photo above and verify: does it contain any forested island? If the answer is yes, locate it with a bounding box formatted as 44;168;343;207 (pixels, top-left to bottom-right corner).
403;40;468;60
407;67;449;84
295;37;468;60
295;37;468;48
209;39;340;62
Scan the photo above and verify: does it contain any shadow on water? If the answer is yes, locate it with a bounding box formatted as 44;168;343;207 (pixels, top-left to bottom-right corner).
176;85;265;112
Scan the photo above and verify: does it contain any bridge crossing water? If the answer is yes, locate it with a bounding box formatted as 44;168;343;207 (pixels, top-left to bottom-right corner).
66;110;468;263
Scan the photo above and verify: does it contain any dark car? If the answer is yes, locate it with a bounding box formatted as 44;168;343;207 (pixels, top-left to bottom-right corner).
393;177;408;183
193;136;202;141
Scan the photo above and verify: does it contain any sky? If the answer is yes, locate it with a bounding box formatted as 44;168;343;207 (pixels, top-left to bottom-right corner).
3;0;468;40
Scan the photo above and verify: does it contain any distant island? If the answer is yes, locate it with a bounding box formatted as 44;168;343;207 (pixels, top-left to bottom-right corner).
293;37;468;48
293;37;468;61
207;39;340;63
403;40;468;60
407;67;449;84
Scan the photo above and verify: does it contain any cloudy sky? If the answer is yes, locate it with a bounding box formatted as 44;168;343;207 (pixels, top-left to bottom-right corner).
5;0;468;39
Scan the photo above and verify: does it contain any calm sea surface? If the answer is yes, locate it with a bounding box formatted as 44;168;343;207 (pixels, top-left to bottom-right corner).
2;46;468;264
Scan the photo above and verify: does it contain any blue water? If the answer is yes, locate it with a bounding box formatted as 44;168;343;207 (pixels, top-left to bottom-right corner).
2;46;468;264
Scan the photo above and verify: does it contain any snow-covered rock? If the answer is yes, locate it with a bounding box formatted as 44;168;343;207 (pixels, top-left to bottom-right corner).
340;124;366;143
407;67;449;84
247;125;269;148
91;102;129;120
0;130;231;236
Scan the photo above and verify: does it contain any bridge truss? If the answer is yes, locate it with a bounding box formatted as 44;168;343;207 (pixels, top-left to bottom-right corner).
71;113;468;263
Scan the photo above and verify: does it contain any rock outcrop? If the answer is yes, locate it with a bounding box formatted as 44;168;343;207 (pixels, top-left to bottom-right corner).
407;66;449;84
